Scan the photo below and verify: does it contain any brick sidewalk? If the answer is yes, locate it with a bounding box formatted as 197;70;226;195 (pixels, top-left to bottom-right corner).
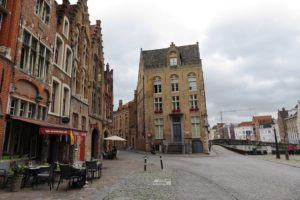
253;154;300;168
0;154;144;200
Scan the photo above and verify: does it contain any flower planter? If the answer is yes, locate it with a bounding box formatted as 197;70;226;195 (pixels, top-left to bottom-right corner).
10;175;23;192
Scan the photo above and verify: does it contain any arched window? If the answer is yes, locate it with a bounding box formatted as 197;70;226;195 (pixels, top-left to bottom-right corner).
188;73;197;91
153;77;162;94
170;74;179;92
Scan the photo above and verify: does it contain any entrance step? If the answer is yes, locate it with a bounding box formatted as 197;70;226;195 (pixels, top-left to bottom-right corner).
167;143;183;154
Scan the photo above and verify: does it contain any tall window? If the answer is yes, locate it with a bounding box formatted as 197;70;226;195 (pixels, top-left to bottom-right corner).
37;44;51;80
154;77;162;94
9;98;17;115
28;103;35;119
29;37;38;75
172;96;180;111
73;113;78;129
82;116;86;130
171;75;179;92
35;0;50;23
54;35;64;67
63;17;69;38
154;97;162;113
19;100;27;117
51;80;60;113
155;118;163;139
37;105;46;120
20;31;31;70
62;87;70;116
64;47;72;74
83;39;87;67
191;116;200;138
189;94;198;110
188;73;197;91
74;28;79;59
76;71;81;94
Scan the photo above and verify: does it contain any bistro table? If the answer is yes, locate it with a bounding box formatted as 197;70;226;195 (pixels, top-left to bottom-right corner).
71;165;86;188
22;165;50;188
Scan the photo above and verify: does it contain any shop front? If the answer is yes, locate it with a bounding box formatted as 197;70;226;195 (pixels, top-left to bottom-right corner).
2;116;86;163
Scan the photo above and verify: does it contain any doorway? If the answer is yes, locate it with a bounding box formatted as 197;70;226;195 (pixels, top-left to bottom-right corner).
172;116;182;143
91;129;99;159
192;139;203;153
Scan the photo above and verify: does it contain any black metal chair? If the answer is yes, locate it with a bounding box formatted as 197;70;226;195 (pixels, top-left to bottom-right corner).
0;169;10;188
33;165;55;190
56;164;79;191
85;161;99;182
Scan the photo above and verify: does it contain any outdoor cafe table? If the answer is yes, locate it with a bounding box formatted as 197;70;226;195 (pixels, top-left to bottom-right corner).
71;165;86;188
23;165;50;188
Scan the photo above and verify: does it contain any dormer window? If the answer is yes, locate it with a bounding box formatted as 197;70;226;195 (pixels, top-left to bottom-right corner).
169;52;178;66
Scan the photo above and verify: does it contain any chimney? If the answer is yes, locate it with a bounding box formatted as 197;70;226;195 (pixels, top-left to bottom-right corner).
119;100;123;108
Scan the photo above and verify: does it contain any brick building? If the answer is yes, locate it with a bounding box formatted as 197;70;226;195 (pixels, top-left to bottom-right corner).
103;63;114;145
136;42;209;153
112;98;137;149
0;0;113;162
0;0;20;158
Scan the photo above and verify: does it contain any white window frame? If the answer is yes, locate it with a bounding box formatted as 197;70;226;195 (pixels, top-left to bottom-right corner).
37;41;51;81
188;74;197;91
189;94;198;110
172;96;180;111
63;16;70;39
64;45;72;76
171;75;179;92
54;34;64;68
50;77;61;115
191;116;200;138
170;57;177;66
35;0;50;24
154;97;162;113
155;118;164;139
154;77;162;94
61;84;70;117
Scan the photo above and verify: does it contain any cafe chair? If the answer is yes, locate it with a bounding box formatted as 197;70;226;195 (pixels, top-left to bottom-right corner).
33;165;55;190
85;161;99;182
56;164;79;191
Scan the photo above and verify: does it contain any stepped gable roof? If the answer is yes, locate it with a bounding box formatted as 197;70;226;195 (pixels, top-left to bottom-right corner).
142;44;200;68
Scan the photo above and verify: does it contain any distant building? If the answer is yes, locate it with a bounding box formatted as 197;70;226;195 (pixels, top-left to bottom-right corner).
234;121;255;140
136;42;209;153
277;108;289;142
252;115;280;143
284;103;299;144
112;99;137;149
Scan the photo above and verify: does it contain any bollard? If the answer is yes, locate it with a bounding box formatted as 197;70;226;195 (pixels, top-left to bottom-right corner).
144;155;147;171
160;155;163;170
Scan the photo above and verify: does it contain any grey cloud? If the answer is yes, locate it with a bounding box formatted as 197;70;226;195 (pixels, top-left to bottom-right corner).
203;9;300;125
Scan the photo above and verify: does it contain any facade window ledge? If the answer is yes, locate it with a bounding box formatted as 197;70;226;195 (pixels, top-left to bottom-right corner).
190;108;199;112
172;109;181;113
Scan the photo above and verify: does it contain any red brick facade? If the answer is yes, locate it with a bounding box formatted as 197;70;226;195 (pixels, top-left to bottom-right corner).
0;0;113;162
0;0;20;157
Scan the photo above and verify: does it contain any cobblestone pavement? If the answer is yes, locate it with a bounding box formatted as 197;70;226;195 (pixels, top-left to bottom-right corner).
1;147;300;200
0;153;145;200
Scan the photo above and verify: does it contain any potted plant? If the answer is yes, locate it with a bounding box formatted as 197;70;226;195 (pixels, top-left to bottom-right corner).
9;162;25;192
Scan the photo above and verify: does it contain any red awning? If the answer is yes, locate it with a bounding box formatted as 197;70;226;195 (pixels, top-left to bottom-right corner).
11;116;86;136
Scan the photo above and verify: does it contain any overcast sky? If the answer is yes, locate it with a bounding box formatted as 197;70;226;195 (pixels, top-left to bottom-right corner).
60;0;300;125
